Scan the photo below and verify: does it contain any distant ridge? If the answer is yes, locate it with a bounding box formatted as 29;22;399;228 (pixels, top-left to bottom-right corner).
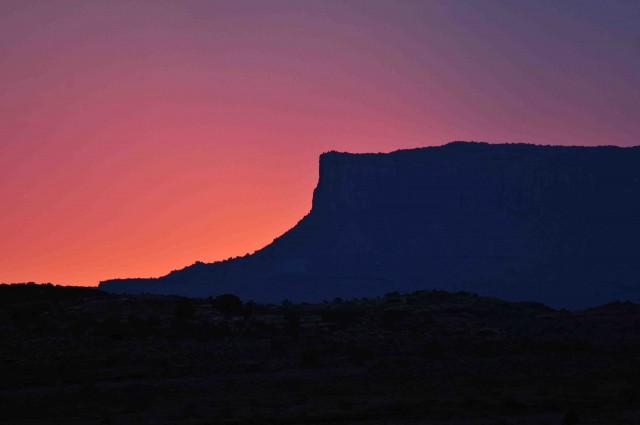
100;141;640;309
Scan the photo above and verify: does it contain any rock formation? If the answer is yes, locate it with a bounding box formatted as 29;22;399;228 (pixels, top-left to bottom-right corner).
99;142;640;308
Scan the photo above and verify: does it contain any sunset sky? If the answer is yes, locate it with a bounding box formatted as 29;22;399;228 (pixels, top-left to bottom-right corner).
1;0;639;286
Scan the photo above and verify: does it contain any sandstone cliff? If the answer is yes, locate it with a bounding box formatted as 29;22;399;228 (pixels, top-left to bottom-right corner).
100;142;640;308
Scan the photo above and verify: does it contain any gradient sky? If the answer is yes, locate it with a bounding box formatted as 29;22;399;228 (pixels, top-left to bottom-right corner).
1;0;639;286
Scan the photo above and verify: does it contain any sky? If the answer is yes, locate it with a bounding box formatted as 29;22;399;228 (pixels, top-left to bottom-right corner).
1;0;639;286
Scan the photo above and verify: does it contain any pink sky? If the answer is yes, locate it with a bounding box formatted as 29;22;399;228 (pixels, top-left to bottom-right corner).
1;0;638;286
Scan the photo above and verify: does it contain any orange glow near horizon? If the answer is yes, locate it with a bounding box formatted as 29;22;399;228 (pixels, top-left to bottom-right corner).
1;1;639;286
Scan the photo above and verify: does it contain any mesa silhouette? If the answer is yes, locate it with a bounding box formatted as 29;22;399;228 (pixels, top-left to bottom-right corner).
100;142;640;309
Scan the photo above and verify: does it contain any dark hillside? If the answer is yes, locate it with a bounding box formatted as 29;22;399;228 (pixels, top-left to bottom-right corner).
3;283;640;424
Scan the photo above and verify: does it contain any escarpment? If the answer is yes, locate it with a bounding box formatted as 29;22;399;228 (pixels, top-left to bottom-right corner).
100;142;640;308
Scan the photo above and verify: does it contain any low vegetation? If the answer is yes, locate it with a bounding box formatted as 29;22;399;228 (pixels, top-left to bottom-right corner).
2;283;640;424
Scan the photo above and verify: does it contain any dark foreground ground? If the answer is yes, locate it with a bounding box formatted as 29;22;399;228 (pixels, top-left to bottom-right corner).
2;283;640;424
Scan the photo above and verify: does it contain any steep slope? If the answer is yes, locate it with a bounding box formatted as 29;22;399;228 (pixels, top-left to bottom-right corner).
99;142;640;308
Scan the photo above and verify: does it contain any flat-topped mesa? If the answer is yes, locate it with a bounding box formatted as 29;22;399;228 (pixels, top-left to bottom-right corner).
100;142;640;309
311;150;399;214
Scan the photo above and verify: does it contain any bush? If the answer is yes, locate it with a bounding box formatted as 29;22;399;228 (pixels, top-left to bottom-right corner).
562;411;580;425
211;294;243;316
283;310;300;336
320;309;362;326
300;348;321;368
173;298;196;321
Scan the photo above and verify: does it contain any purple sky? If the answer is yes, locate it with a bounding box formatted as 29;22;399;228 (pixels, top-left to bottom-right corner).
1;0;638;286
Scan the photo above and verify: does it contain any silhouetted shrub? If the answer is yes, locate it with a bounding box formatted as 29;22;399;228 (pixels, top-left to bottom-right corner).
300;348;321;368
562;411;580;425
70;317;94;337
243;300;255;319
382;309;410;329
182;402;199;419
421;341;445;360
281;298;292;307
345;344;374;366
473;341;499;358
283;310;300;336
270;338;286;352
210;320;231;337
500;393;525;410
320;309;362;326
128;313;155;339
100;318;126;340
173;298;196;321
336;398;355;411
211;294;244;316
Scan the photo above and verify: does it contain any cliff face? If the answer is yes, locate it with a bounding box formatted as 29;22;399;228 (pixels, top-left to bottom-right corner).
99;142;640;308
